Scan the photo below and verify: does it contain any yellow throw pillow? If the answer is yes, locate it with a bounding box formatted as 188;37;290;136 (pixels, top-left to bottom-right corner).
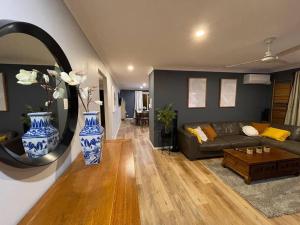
0;135;7;143
186;127;202;144
261;127;291;142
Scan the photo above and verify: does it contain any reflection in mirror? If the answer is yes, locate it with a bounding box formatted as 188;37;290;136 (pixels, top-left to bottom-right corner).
0;33;68;160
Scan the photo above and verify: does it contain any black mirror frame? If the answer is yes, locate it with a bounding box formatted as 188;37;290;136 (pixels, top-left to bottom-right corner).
0;20;78;168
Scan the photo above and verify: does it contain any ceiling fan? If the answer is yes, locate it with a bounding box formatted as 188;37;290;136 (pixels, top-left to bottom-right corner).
226;37;300;68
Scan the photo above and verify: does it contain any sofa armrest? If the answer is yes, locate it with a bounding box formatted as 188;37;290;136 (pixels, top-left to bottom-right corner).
178;128;199;160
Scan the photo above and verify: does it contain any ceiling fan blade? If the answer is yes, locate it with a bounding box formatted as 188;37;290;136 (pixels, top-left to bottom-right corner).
226;59;261;68
277;44;300;57
276;59;288;64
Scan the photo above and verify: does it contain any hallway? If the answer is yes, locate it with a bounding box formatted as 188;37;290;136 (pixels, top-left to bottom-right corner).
117;120;300;225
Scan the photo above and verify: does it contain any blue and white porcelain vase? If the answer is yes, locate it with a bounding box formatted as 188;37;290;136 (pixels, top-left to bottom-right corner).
22;112;59;159
79;111;104;165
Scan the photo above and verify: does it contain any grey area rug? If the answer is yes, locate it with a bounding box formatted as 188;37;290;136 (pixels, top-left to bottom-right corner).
202;158;300;218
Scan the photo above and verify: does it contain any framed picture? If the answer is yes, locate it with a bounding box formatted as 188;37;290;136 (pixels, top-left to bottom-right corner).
0;73;8;111
188;78;207;108
220;79;237;107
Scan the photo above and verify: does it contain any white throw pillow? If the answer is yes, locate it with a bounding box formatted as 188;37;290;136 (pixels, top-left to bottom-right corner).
195;126;208;142
242;126;259;136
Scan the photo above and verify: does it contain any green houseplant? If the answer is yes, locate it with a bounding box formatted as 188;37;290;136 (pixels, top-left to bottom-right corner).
156;104;176;135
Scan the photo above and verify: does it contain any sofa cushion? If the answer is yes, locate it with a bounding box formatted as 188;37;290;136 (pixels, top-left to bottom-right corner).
0;135;7;143
0;130;18;140
198;137;232;152
261;127;291;141
242;126;259;137
212;122;241;136
186;127;203;143
220;135;260;148
252;136;300;155
279;140;300;155
290;127;300;141
202;124;217;141
258;137;285;148
272;124;300;142
252;122;270;134
238;121;251;129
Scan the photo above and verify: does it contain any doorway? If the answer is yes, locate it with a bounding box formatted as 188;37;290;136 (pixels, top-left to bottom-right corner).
98;69;109;138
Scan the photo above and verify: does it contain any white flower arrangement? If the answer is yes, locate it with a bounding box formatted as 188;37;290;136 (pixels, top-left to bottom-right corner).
78;86;103;112
16;65;84;110
16;65;102;112
16;69;38;85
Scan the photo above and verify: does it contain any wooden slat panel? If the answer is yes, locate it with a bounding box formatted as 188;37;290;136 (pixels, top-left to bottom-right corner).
271;81;292;124
273;83;291;103
19;140;141;225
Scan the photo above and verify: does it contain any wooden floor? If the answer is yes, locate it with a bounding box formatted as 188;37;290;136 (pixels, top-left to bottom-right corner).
19;139;140;225
117;120;300;225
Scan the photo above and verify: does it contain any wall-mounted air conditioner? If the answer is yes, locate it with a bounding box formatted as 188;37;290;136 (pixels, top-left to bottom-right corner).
243;74;271;85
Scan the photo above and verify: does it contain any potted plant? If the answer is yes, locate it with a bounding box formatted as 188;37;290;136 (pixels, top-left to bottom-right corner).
20;105;34;133
156;104;176;137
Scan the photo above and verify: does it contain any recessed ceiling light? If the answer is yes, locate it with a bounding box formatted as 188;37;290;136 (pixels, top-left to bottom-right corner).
195;30;205;37
140;86;143;89
142;83;146;87
128;65;134;71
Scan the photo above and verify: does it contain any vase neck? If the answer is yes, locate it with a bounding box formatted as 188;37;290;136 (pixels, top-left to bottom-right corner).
29;112;51;128
83;113;99;126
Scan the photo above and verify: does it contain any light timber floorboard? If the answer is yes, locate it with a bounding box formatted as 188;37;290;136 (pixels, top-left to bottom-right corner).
117;120;300;225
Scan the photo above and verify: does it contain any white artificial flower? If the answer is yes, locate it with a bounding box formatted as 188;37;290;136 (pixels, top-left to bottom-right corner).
45;101;50;107
53;87;65;99
16;69;38;85
94;100;103;106
47;69;58;77
60;72;73;84
80;87;89;99
43;74;49;83
60;71;87;86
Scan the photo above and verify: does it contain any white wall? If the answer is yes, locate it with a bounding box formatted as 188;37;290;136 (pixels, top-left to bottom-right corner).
0;1;120;225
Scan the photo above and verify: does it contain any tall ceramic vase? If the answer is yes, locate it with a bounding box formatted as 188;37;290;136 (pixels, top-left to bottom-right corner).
22;112;59;159
79;111;104;165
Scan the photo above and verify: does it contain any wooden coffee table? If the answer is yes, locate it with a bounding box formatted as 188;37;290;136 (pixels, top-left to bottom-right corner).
222;147;300;184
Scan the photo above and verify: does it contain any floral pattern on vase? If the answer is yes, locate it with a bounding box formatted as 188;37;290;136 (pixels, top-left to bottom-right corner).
22;112;59;159
79;111;104;165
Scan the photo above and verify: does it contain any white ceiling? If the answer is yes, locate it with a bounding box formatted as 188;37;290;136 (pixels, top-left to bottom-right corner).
0;33;55;65
64;0;300;89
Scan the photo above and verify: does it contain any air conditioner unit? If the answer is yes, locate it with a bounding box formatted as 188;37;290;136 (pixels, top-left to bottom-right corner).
243;74;271;85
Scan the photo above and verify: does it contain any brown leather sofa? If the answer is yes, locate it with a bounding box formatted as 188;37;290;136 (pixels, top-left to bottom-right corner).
178;121;300;160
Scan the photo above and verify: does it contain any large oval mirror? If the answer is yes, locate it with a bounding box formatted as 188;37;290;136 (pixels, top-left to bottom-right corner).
0;21;78;168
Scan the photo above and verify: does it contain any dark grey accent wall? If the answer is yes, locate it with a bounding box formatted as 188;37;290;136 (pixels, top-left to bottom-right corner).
150;70;273;147
120;90;135;118
0;64;64;135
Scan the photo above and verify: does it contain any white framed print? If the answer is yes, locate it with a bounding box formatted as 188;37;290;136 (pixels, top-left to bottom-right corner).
220;79;237;107
0;73;8;111
188;78;207;108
